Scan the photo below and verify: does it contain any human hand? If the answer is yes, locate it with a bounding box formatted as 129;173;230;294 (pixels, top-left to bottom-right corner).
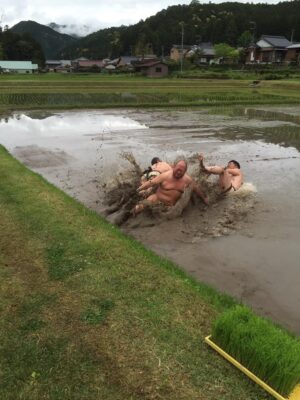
198;153;204;162
203;196;209;205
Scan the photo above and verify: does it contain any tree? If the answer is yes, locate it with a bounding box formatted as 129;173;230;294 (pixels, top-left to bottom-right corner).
0;30;45;66
238;30;253;48
214;43;239;62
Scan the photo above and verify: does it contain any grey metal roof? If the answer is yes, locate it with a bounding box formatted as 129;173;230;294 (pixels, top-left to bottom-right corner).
287;43;300;49
261;35;291;48
0;60;38;69
119;56;139;64
190;43;215;56
46;60;62;64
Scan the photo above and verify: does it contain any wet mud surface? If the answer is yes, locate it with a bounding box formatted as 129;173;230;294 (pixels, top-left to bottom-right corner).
1;107;300;334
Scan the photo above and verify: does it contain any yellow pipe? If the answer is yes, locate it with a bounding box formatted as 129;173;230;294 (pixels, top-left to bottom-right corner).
289;385;300;400
205;335;300;400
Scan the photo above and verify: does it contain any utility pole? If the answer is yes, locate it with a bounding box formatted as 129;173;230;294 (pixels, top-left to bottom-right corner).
249;21;256;44
291;29;295;43
179;22;185;73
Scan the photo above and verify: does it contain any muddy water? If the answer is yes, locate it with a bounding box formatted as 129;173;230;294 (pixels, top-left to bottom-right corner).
1;107;299;334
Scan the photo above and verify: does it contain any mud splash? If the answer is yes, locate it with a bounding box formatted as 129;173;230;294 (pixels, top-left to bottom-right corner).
102;152;257;240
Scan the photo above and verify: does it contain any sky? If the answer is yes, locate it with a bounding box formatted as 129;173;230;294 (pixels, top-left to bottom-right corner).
0;0;288;36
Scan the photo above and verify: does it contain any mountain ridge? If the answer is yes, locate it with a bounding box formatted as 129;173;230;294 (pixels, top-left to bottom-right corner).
11;20;78;59
11;1;300;60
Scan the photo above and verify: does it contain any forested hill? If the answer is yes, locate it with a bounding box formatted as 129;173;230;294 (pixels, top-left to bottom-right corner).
0;28;45;66
57;0;300;59
12;1;300;60
11;21;78;59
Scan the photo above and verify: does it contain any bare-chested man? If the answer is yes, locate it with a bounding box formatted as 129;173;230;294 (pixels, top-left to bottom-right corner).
141;157;172;182
133;160;209;214
199;154;243;193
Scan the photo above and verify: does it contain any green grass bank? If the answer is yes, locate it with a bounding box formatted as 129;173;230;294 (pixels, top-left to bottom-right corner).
0;145;274;399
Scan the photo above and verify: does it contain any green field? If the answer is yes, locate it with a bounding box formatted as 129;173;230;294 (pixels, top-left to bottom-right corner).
1;73;300;112
0;74;299;399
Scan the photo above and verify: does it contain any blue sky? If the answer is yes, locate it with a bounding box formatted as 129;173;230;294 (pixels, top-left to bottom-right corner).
1;0;287;35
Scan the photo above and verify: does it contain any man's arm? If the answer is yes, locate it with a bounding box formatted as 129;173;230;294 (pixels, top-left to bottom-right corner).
191;180;209;205
137;171;169;192
198;153;224;175
226;168;241;176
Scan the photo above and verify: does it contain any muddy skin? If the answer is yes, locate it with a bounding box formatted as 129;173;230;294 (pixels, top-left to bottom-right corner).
103;153;257;239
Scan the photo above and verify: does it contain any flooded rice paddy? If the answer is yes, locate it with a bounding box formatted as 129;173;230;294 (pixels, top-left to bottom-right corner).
1;106;300;334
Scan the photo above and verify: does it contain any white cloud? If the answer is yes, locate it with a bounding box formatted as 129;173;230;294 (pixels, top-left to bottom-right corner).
0;0;284;34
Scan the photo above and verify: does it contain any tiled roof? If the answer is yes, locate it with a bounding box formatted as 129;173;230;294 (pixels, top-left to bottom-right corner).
261;35;291;48
77;60;103;67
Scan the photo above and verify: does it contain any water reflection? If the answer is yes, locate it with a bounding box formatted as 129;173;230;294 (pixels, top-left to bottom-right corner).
0;111;148;143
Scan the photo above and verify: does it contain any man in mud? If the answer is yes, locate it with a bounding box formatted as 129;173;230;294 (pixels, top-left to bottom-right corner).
198;154;243;193
141;157;172;182
133;159;209;214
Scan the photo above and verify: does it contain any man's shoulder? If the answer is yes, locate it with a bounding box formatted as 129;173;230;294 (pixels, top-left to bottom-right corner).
184;173;192;181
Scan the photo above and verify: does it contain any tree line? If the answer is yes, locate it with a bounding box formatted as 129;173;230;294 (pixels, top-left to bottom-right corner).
0;26;45;66
57;0;300;59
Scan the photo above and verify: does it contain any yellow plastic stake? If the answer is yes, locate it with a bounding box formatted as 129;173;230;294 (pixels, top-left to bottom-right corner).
205;335;300;400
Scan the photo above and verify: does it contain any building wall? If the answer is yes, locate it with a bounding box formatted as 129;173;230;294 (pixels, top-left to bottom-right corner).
7;69;33;74
142;64;168;77
170;48;180;61
170;47;189;62
285;48;300;63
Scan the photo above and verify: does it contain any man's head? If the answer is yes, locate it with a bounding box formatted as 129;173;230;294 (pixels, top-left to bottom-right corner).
227;160;241;169
173;160;187;179
151;157;161;165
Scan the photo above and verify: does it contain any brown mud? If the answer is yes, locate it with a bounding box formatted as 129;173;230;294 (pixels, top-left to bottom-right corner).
1;107;299;334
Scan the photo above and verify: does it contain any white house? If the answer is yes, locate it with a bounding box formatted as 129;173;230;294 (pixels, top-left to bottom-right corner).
0;61;38;73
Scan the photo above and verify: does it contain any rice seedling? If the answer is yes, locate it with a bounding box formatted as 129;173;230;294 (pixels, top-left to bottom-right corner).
212;306;300;396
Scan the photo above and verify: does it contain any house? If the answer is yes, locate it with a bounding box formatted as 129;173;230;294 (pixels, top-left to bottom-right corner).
45;60;72;72
116;56;139;71
72;60;103;72
285;43;300;65
246;35;291;64
186;43;215;64
170;45;192;62
0;60;38;73
133;59;168;77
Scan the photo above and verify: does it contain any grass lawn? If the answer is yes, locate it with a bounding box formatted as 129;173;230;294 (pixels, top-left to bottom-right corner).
0;145;274;399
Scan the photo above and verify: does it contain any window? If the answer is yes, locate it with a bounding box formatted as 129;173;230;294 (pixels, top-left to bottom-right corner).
155;67;162;73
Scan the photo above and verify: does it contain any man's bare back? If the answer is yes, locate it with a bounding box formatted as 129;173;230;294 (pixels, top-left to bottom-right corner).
152;161;173;174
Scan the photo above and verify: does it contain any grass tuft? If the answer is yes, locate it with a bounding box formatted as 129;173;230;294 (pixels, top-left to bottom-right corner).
82;299;115;325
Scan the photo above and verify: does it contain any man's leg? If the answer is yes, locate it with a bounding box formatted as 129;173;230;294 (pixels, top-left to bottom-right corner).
132;193;159;215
